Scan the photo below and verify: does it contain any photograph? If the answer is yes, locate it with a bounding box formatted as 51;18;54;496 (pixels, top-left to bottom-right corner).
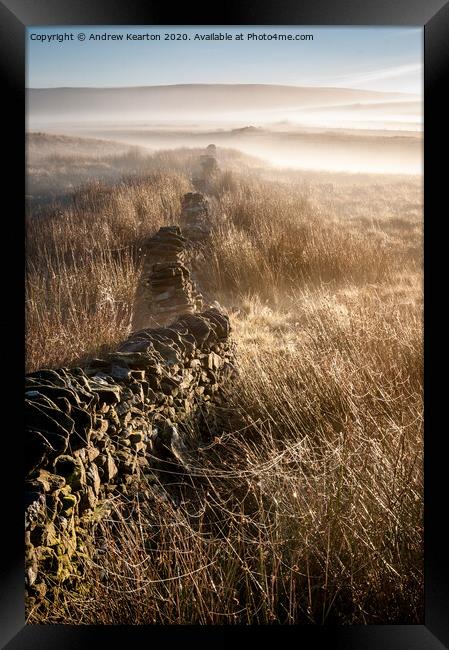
24;24;424;626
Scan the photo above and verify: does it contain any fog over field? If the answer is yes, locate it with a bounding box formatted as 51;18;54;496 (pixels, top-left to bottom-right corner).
27;84;422;174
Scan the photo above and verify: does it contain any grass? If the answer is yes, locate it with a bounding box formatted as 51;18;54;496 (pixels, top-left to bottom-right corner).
25;143;423;624
26;171;190;369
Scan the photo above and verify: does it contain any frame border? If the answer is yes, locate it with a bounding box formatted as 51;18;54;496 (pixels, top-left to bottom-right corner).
2;0;448;647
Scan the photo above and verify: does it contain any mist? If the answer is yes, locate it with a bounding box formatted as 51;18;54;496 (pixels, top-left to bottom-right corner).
26;84;422;175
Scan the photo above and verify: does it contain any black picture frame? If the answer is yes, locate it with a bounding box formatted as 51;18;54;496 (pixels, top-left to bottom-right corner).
2;0;448;647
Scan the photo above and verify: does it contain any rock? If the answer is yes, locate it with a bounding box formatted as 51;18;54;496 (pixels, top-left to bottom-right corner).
191;147;220;195
128;431;144;445
94;452;118;483
53;455;86;492
208;352;222;370
26;563;38;588
34;469;66;493
70;406;92;448
107;350;156;368
88;380;121;405
86;463;101;496
79;485;98;513
59;490;77;516
115;450;137;475
25;429;60;476
25;399;74;451
110;365;132;381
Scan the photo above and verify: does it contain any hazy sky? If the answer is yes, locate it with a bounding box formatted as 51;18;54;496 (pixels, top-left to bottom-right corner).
27;26;423;94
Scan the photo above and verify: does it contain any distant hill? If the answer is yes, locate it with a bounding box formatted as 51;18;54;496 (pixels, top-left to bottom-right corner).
27;84;417;124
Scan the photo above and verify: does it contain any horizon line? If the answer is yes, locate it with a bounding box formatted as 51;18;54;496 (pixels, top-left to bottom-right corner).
26;82;419;96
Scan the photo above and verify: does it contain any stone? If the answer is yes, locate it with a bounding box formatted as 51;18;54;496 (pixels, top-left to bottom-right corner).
53;455;86;492
115;450;137;475
26;429;60;476
208;352;222;370
59;490;77;516
86;463;101;496
25;399;74;444
88;380;121;405
106;454;118;482
34;469;66;493
94;417;109;435
79;485;98;513
110;365;132;381
70;405;92;448
128;432;144;445
191;146;219;195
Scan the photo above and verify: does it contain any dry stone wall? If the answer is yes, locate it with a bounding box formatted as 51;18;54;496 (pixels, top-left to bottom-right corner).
132;225;203;330
192;143;219;194
180;192;212;241
25;308;234;610
25;146;235;613
132;145;219;331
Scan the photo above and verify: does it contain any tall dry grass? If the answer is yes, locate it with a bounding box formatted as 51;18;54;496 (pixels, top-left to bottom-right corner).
32;283;422;625
197;175;422;301
26;172;190;370
26;145;423;624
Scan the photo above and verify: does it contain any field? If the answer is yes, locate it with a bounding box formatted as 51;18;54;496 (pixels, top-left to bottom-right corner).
26;134;423;624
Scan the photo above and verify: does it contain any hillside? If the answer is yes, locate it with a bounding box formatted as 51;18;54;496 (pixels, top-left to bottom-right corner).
27;83;420;129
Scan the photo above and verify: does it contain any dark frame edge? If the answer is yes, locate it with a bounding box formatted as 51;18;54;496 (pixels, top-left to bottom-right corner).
423;1;449;648
1;0;449;26
2;0;448;647
0;0;26;648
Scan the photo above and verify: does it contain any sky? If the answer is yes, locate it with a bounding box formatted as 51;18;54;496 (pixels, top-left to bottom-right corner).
26;26;423;95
